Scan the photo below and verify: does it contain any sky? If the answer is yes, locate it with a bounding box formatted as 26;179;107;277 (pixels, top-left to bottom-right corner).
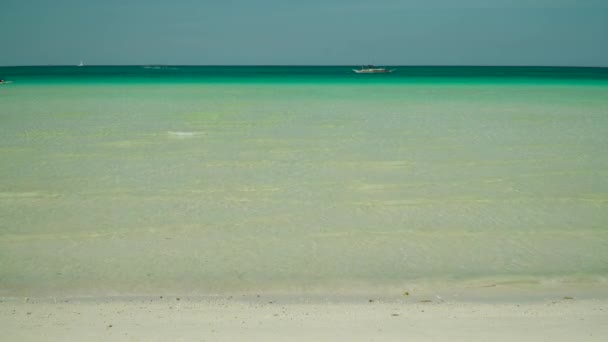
1;0;607;66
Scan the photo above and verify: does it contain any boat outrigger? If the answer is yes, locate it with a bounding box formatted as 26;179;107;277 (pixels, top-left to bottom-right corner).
353;65;395;73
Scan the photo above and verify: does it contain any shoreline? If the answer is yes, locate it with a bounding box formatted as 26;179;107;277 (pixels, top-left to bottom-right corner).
2;294;607;341
3;275;607;303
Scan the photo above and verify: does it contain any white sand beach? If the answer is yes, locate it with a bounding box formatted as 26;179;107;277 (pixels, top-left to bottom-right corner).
2;295;607;341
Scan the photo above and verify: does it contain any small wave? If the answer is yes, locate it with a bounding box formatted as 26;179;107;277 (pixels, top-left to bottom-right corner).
0;191;58;199
167;131;204;138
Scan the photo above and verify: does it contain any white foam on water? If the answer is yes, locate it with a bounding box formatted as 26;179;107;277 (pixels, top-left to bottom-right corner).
167;131;204;138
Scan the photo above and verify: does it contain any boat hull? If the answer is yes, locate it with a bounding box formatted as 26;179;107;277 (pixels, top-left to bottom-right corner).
353;69;395;73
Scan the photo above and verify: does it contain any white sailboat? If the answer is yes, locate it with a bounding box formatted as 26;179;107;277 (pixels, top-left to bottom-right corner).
78;60;84;67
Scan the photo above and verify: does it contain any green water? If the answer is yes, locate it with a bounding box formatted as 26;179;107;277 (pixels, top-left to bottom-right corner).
1;66;608;296
3;65;608;84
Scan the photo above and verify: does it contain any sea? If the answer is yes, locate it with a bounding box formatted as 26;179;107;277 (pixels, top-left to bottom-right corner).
1;66;607;297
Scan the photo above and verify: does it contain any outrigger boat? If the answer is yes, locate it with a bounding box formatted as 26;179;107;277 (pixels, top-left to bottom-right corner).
353;65;395;73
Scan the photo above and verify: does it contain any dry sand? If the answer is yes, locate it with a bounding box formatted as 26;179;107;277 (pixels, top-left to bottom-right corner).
1;295;607;341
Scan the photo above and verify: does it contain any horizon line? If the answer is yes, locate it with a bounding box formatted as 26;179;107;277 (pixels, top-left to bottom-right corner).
1;64;608;69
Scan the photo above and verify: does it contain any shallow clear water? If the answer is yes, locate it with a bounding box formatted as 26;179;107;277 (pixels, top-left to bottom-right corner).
1;66;607;296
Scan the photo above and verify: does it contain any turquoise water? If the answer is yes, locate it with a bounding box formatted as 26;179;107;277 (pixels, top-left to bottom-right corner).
3;65;608;84
1;66;608;296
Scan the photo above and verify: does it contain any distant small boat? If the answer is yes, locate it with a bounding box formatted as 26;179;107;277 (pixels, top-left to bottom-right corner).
78;60;84;67
353;65;395;73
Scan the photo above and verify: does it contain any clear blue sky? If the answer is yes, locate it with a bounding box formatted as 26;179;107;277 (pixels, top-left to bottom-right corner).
1;0;607;66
